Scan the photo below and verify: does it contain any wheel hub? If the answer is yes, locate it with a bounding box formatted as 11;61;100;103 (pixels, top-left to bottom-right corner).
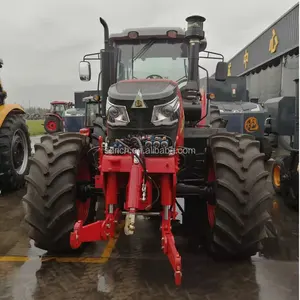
273;165;281;187
11;129;29;175
47;121;57;131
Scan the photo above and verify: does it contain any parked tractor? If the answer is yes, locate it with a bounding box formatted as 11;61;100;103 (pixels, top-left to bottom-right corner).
264;79;299;210
202;76;272;161
63;95;100;133
44;101;73;133
0;58;31;193
22;16;271;285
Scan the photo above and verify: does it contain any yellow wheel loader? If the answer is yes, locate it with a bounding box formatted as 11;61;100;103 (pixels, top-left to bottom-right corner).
0;58;31;193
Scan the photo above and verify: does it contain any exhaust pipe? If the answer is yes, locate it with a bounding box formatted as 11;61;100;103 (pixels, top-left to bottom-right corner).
100;17;110;51
99;17;111;120
184;15;206;94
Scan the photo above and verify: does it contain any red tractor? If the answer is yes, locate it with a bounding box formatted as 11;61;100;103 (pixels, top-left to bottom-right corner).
23;16;271;286
44;101;73;133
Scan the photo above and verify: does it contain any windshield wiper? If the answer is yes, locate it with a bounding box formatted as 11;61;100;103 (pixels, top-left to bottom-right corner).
131;39;156;78
132;39;156;62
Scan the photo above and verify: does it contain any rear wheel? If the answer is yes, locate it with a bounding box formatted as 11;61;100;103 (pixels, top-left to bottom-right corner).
0;114;31;192
22;133;96;253
44;116;62;134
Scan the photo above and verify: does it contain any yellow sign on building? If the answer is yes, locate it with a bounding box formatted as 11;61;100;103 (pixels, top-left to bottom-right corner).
269;29;279;53
227;62;232;76
243;50;249;69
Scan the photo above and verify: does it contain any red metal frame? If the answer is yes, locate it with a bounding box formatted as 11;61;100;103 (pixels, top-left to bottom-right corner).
70;81;187;285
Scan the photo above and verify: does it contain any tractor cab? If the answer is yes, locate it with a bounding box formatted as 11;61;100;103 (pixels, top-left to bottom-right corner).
49;101;73;116
44;101;74;134
79;17;227;144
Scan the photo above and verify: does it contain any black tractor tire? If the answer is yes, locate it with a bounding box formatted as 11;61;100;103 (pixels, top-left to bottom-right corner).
205;133;271;258
0;113;31;192
210;105;224;128
44;115;63;134
259;137;273;161
22;133;96;253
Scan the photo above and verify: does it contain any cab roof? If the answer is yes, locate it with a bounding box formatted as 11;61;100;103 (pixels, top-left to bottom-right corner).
110;27;185;40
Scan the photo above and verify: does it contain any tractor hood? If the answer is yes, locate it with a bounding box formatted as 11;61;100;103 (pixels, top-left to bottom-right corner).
213;101;263;113
108;80;177;101
106;79;180;141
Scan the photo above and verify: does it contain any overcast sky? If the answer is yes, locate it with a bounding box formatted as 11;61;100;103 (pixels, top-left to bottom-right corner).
0;0;298;108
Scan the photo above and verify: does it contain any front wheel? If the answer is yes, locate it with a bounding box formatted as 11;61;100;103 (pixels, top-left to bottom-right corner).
22;133;96;253
184;133;272;258
205;133;271;258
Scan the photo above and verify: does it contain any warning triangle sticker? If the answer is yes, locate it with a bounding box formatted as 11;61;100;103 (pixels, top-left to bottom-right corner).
131;90;147;108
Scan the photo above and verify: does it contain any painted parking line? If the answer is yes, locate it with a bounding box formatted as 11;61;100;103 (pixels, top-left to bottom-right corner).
0;223;123;263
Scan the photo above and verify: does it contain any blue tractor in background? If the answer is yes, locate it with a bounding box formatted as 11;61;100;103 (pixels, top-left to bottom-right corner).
201;76;272;161
64;91;100;134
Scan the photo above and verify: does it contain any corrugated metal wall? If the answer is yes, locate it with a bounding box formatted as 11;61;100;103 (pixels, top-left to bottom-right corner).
229;3;299;76
245;54;299;103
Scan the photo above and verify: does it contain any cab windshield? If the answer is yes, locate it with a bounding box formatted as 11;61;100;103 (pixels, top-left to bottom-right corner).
50;104;66;114
115;39;188;85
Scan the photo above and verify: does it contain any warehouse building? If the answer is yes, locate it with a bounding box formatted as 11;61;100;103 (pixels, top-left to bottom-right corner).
227;3;299;103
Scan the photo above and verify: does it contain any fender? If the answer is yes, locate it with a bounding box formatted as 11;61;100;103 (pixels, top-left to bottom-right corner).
45;112;63;121
0;104;25;127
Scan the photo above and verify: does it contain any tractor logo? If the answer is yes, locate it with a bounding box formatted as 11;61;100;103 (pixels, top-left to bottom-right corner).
269;29;279;54
244;117;259;133
132;90;147;108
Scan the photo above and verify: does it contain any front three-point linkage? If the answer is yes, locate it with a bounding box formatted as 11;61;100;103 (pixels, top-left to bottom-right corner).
70;137;182;285
160;174;182;286
70;208;120;249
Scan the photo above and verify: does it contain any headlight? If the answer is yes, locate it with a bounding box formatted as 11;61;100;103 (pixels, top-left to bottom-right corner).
106;98;130;126
151;96;180;126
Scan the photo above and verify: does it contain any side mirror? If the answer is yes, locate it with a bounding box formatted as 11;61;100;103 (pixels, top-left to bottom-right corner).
79;61;91;81
215;62;228;82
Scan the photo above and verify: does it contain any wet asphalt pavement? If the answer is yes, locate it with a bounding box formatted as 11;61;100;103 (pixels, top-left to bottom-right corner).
0;136;298;300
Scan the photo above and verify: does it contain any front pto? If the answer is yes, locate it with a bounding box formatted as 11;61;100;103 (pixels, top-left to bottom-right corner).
70;137;183;285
